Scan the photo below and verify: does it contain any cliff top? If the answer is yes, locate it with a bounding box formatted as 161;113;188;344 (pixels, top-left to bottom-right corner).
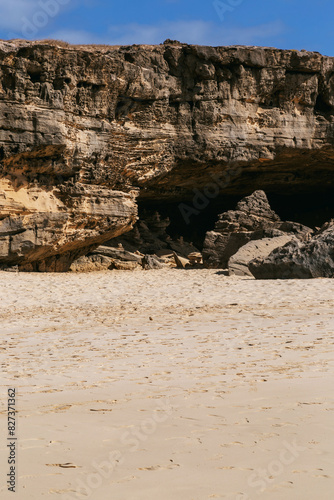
0;38;326;58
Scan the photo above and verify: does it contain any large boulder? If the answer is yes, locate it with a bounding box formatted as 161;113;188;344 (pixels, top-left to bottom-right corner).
249;221;334;279
70;245;143;272
203;190;313;268
203;230;253;269
228;235;294;277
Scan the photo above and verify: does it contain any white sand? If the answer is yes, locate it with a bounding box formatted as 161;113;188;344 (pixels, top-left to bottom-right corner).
0;269;334;499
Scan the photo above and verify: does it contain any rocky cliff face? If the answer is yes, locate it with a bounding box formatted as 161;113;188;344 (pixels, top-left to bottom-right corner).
1;39;334;269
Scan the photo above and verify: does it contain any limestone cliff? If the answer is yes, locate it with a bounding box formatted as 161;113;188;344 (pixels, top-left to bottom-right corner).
1;39;334;269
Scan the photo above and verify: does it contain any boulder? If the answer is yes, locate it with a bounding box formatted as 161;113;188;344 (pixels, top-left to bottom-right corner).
70;246;143;272
228;235;294;277
232;190;281;226
141;255;165;270
277;221;313;241
188;252;202;264
249;221;334;279
203;190;313;268
109;259;141;271
173;252;190;269
202;190;280;268
70;254;114;272
203;230;259;269
91;245;142;262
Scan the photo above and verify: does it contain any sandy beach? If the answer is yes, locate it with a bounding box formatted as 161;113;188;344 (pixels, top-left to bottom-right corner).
1;269;334;499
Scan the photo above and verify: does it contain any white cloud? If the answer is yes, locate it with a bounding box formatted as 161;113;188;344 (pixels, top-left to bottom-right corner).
46;19;285;47
0;0;38;33
0;0;74;39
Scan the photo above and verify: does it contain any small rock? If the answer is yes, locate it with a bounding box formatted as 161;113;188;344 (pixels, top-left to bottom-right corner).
91;246;142;262
173;252;189;269
2;265;19;273
188;252;202;264
109;259;140;271
141;255;164;270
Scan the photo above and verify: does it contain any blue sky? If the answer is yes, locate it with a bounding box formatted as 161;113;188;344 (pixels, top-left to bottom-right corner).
0;0;333;55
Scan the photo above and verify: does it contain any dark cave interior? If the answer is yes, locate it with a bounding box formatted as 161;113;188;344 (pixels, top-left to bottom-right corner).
138;188;334;250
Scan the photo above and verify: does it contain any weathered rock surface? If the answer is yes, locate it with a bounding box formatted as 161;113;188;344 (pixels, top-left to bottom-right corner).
203;190;313;268
141;254;165;270
202;190;281;269
188;252;202;264
277;221;314;240
173;251;190;269
228;235;294;276
109;211;199;258
1;39;334;269
91;245;142;262
249;221;334;279
70;254;114;272
110;259;141;271
9;39;331;202
0;183;137;271
70;252;142;272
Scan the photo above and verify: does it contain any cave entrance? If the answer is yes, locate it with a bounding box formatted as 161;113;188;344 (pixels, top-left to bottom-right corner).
267;190;334;229
137;187;334;251
138;196;239;250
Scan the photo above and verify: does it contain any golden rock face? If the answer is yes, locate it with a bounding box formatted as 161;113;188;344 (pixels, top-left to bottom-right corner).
0;40;333;270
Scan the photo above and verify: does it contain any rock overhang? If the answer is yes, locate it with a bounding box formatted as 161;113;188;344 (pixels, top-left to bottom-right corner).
1;39;334;269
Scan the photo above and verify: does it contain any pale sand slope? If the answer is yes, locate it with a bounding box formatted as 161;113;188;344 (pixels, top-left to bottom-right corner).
0;269;334;500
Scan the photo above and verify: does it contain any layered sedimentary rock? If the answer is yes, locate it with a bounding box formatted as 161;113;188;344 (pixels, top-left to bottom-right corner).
0;40;145;270
202;190;313;268
1;39;334;269
0;178;137;271
249;221;334;279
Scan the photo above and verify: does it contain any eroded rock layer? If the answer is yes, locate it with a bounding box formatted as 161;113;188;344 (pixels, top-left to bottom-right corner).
0;181;137;271
202;190;313;268
1;39;334;269
249;221;334;279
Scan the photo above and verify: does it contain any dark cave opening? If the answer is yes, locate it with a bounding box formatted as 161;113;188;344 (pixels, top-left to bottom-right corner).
314;94;333;115
138;188;334;251
266;191;334;228
27;69;43;84
138;196;239;249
